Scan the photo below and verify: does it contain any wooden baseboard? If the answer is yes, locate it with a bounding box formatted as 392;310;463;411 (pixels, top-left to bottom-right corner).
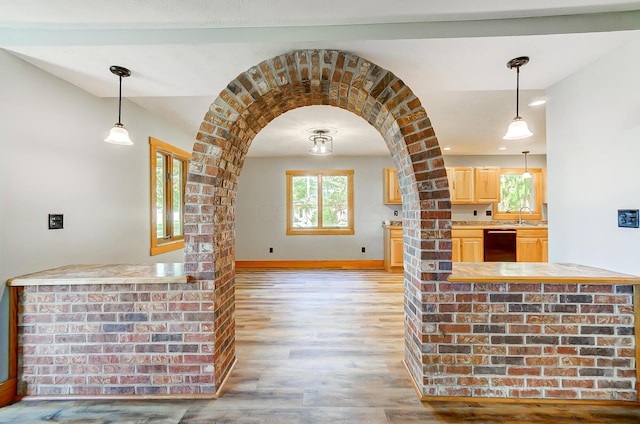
17;393;218;401
419;395;640;406
402;359;423;399
236;260;384;269
0;378;17;407
214;357;237;398
401;359;640;406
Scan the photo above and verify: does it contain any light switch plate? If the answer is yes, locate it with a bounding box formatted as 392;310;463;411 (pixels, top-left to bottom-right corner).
617;209;638;228
49;214;63;230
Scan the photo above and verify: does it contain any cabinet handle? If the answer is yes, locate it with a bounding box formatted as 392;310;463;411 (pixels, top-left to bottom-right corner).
486;230;517;234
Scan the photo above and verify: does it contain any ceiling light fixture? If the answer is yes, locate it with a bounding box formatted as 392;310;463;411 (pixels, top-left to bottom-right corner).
522;150;532;179
308;130;333;156
105;65;133;145
528;99;547;107
503;56;533;140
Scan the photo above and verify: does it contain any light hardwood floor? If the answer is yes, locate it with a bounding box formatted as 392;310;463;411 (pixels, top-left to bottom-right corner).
1;269;639;423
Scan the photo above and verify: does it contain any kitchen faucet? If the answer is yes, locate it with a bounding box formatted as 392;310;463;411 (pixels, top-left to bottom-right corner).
518;206;532;225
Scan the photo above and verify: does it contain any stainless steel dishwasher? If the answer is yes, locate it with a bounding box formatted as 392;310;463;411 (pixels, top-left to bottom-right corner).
483;229;517;262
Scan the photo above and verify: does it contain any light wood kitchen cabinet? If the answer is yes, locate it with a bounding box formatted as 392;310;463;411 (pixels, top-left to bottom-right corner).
446;167;474;204
541;167;547;204
516;227;548;262
452;237;461;262
446;166;499;204
452;228;484;262
383;167;402;204
383;226;403;272
474;166;500;203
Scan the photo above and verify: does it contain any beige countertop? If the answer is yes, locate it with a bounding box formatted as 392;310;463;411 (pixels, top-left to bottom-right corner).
449;262;640;284
7;263;193;286
452;224;547;230
382;221;547;230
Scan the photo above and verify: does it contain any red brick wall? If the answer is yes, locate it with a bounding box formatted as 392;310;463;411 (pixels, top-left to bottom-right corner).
185;49;452;391
422;281;637;400
17;281;216;396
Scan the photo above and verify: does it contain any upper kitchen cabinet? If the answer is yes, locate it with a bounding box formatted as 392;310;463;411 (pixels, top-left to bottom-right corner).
474;167;500;203
383;167;402;204
446;166;499;204
446;167;474;203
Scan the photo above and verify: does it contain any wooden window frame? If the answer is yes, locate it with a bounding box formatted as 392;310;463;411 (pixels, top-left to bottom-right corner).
493;168;542;221
150;137;191;255
286;169;354;235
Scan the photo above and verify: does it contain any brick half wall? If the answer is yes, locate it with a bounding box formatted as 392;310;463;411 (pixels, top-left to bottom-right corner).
421;281;637;401
16;280;216;396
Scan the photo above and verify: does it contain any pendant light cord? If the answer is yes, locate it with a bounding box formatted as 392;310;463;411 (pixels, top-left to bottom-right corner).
117;75;123;125
515;66;520;118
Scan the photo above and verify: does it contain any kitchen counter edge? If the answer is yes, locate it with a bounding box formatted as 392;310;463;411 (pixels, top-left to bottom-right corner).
7;263;195;286
449;262;640;284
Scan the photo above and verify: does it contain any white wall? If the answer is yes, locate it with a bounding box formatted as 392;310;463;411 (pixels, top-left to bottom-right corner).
235;154;549;260
546;35;640;275
236;156;399;261
0;51;196;381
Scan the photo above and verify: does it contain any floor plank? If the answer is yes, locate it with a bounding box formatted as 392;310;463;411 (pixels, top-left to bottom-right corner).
0;269;638;423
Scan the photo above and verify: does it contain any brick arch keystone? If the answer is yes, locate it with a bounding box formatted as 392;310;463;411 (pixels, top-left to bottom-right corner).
185;49;452;396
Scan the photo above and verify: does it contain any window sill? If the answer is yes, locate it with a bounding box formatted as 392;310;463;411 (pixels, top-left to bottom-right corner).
286;228;355;236
150;240;185;256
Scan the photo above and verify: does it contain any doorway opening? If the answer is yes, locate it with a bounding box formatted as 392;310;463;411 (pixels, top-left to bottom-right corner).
184;49;452;396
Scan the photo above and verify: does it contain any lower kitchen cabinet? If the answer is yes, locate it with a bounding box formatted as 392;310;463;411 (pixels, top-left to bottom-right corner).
516;228;548;262
383;226;403;272
452;238;461;262
384;226;547;271
452;229;484;262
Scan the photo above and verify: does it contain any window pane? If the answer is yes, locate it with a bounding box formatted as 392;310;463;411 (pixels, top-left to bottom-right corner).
321;175;348;227
497;174;536;212
155;152;166;238
172;158;183;236
291;175;318;228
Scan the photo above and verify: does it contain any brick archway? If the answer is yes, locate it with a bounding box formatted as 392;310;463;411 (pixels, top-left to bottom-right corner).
185;49;451;396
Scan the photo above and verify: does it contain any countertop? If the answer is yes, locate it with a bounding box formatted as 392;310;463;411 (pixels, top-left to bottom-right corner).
382;221;548;230
7;263;193;286
449;262;640;284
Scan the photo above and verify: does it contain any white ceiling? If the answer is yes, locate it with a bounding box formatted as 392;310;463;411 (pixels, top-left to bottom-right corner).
1;1;639;156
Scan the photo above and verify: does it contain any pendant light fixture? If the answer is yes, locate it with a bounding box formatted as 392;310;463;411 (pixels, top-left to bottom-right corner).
503;56;533;140
105;65;133;145
522;150;532;179
308;129;333;156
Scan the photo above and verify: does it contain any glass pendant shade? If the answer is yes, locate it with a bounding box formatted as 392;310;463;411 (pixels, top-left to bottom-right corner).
105;123;133;145
503;116;533;140
308;131;332;156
